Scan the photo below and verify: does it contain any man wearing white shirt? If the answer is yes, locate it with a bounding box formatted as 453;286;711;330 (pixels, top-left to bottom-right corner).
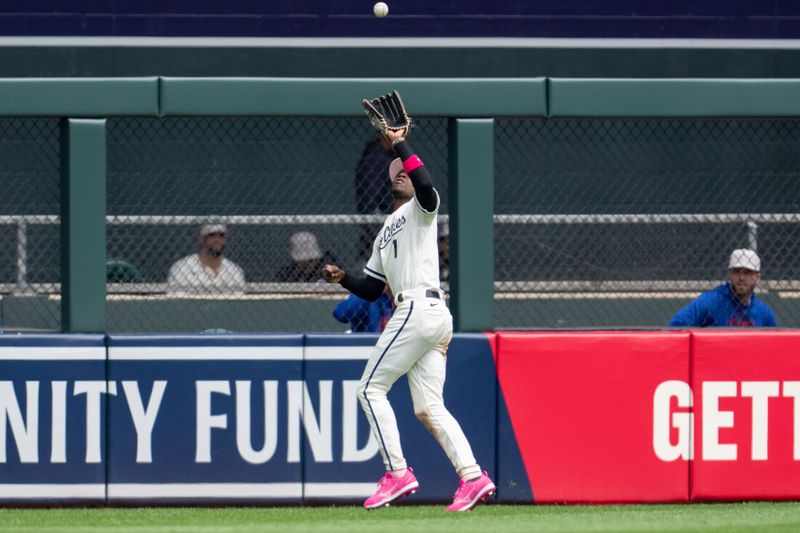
167;223;246;295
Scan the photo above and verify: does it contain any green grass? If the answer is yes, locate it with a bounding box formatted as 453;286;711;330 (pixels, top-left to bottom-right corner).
0;503;799;533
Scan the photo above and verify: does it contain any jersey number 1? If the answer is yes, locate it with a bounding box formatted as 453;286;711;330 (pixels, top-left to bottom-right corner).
392;239;398;258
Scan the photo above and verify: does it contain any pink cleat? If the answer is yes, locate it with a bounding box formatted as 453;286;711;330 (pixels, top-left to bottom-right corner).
445;471;496;512
363;468;419;509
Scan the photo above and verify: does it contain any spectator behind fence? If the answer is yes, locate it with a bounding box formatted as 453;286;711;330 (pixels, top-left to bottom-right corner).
167;223;246;295
356;134;395;216
333;289;394;333
438;221;450;282
355;134;395;261
277;231;336;282
669;248;777;328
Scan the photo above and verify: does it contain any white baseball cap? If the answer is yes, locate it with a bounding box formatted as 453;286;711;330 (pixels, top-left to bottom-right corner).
388;157;403;180
200;223;227;236
290;231;322;262
728;249;761;272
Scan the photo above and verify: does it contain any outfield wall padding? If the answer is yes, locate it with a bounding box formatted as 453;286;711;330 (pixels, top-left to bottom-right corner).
0;333;498;504
0;335;107;502
689;330;800;501
2;77;800;119
496;331;691;503
547;78;800;117
158;77;547;117
0;331;797;504
0;77;159;116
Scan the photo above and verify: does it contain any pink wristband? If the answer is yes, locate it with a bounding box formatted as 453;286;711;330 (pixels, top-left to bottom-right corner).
403;155;424;174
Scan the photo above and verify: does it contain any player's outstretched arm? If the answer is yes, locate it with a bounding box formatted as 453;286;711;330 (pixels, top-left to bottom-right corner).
362;91;436;212
386;132;437;212
322;264;386;301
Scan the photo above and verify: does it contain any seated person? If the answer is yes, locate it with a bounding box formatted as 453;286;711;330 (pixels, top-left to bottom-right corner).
167;223;245;295
355;134;395;261
333;290;393;333
669;248;777;327
276;231;335;282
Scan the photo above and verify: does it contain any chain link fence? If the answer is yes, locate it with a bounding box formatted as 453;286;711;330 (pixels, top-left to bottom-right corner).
106;117;449;333
0;118;61;332
3;114;799;333
495;117;800;329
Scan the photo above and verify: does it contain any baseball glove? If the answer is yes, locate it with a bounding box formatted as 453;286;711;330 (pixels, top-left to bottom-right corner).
362;90;412;139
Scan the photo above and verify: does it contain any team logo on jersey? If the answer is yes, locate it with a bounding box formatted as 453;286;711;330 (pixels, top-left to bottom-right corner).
378;215;406;249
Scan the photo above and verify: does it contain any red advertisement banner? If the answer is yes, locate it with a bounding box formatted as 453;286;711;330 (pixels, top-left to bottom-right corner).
691;330;800;500
497;332;690;503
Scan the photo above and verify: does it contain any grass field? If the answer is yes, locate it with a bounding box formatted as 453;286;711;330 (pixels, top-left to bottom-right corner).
0;503;799;533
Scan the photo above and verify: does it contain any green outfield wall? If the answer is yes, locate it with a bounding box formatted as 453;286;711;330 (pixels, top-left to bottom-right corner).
1;77;799;333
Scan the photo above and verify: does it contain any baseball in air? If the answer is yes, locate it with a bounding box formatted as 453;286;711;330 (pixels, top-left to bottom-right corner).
373;2;389;17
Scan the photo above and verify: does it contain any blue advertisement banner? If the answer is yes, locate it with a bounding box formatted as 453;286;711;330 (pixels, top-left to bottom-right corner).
0;335;106;502
0;333;497;504
107;335;304;503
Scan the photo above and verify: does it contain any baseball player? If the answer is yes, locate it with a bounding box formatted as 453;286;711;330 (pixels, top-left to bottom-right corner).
322;91;495;512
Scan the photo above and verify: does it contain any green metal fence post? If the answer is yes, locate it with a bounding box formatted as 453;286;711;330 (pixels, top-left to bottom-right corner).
60;118;107;332
448;118;494;332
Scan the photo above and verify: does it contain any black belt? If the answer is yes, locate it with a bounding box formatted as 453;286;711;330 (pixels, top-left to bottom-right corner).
396;290;441;303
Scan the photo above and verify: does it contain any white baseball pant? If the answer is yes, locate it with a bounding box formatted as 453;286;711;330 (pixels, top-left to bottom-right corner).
358;295;482;479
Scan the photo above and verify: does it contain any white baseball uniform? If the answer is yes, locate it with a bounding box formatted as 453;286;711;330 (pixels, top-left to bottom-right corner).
361;188;481;480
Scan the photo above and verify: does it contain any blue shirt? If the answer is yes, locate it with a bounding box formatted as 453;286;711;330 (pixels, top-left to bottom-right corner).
669;283;777;328
333;293;393;333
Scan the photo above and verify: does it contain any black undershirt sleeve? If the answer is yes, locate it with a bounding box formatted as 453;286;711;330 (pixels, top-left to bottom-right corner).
339;139;432;301
393;140;437;212
341;272;386;302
